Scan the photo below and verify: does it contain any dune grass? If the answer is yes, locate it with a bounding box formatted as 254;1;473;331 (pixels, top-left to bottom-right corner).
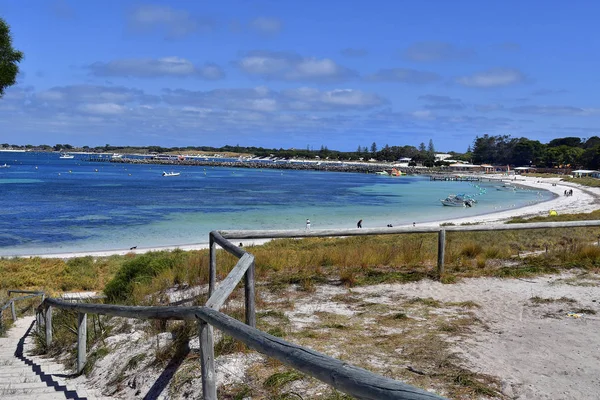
2;210;600;304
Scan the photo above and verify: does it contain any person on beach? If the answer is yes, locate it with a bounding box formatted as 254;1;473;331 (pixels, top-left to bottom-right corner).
357;219;362;228
306;219;311;230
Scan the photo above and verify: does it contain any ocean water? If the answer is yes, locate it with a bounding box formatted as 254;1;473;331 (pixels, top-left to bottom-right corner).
0;152;554;256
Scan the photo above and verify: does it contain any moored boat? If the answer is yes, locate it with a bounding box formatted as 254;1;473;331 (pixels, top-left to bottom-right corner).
59;153;74;159
441;194;476;207
162;171;180;177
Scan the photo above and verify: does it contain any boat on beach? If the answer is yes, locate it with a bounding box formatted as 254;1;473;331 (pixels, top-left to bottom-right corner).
162;171;180;177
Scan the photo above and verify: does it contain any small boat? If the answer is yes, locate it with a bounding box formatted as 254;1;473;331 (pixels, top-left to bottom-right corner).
111;153;123;159
441;194;476;207
497;182;517;191
375;171;388;175
59;153;74;159
162;171;180;177
0;163;9;168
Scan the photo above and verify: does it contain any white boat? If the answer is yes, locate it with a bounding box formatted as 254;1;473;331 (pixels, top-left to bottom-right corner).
0;163;9;168
59;153;74;159
375;171;389;175
162;171;180;177
111;153;123;159
441;194;475;207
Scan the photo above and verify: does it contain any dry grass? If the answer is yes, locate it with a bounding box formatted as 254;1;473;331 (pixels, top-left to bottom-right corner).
219;287;504;399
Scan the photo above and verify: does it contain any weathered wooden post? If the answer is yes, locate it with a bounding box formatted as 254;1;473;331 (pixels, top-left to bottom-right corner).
45;306;53;348
0;309;3;332
245;258;256;328
209;233;217;297
437;229;446;278
198;320;217;400
10;301;16;321
77;312;87;374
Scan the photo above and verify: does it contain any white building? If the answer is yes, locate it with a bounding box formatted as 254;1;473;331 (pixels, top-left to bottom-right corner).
435;153;452;162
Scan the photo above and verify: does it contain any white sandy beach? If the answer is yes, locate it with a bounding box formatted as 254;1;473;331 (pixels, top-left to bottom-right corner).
25;174;600;259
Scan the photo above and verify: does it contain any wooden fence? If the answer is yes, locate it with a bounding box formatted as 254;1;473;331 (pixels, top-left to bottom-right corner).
28;219;600;399
0;290;45;333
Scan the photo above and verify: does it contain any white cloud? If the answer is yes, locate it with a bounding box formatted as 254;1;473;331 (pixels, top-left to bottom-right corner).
79;103;126;115
162;86;386;112
457;68;525;88
249;17;282;35
236;51;356;83
128;5;214;39
88;57;225;79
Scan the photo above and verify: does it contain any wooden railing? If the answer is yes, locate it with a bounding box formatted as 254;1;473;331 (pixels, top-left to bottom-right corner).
0;290;45;333
30;219;600;399
217;219;600;276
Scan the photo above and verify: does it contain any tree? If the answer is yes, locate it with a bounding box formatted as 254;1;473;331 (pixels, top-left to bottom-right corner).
548;137;582;148
370;142;377;154
427;139;435;154
0;18;23;97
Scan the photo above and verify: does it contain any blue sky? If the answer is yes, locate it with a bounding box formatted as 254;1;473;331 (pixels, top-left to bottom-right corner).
1;0;599;152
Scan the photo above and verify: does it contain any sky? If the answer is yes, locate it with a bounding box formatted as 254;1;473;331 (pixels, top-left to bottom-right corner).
1;0;599;152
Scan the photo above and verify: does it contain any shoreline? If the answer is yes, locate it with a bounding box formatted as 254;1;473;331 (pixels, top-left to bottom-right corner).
10;174;600;259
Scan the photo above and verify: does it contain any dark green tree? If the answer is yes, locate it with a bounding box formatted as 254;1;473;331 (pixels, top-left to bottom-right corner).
370;142;377;153
427;139;435;154
548;137;582;148
0;18;23;97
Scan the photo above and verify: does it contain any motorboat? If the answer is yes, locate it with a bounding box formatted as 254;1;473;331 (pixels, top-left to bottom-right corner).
496;182;517;191
0;163;9;168
441;194;476;207
162;171;180;177
59;153;74;159
375;171;388;175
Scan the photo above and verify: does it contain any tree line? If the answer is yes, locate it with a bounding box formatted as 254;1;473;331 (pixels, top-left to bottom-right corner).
470;135;600;170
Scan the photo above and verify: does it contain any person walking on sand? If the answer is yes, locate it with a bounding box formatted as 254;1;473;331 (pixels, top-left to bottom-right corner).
357;219;362;228
306;219;311;230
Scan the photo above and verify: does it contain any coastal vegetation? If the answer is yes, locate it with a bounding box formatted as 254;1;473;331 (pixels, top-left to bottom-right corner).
3;213;600;298
0;18;23;97
4;133;600;170
5;211;600;398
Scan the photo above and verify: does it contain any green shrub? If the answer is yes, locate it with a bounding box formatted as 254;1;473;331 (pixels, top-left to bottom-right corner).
104;251;186;302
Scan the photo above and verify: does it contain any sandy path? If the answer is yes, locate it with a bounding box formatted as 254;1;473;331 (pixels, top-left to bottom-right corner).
354;274;600;399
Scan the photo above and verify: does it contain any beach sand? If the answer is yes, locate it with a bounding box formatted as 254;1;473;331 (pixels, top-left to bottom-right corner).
27;174;600;259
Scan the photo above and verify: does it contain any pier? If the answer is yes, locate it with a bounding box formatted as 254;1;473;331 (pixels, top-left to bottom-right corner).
429;174;480;182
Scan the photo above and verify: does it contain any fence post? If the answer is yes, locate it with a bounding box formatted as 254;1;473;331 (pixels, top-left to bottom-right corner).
199;320;217;400
77;312;87;374
10;301;16;321
245;258;256;328
209;234;216;297
36;311;41;333
0;310;3;332
45;306;53;348
437;229;446;278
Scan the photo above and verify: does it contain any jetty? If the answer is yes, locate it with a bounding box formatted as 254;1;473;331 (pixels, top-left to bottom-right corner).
429;174;480;182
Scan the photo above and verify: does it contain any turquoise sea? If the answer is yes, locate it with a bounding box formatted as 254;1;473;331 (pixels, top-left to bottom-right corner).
0;152;554;256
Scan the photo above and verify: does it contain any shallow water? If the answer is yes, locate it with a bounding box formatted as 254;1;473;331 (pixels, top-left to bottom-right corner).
0;152;554;256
